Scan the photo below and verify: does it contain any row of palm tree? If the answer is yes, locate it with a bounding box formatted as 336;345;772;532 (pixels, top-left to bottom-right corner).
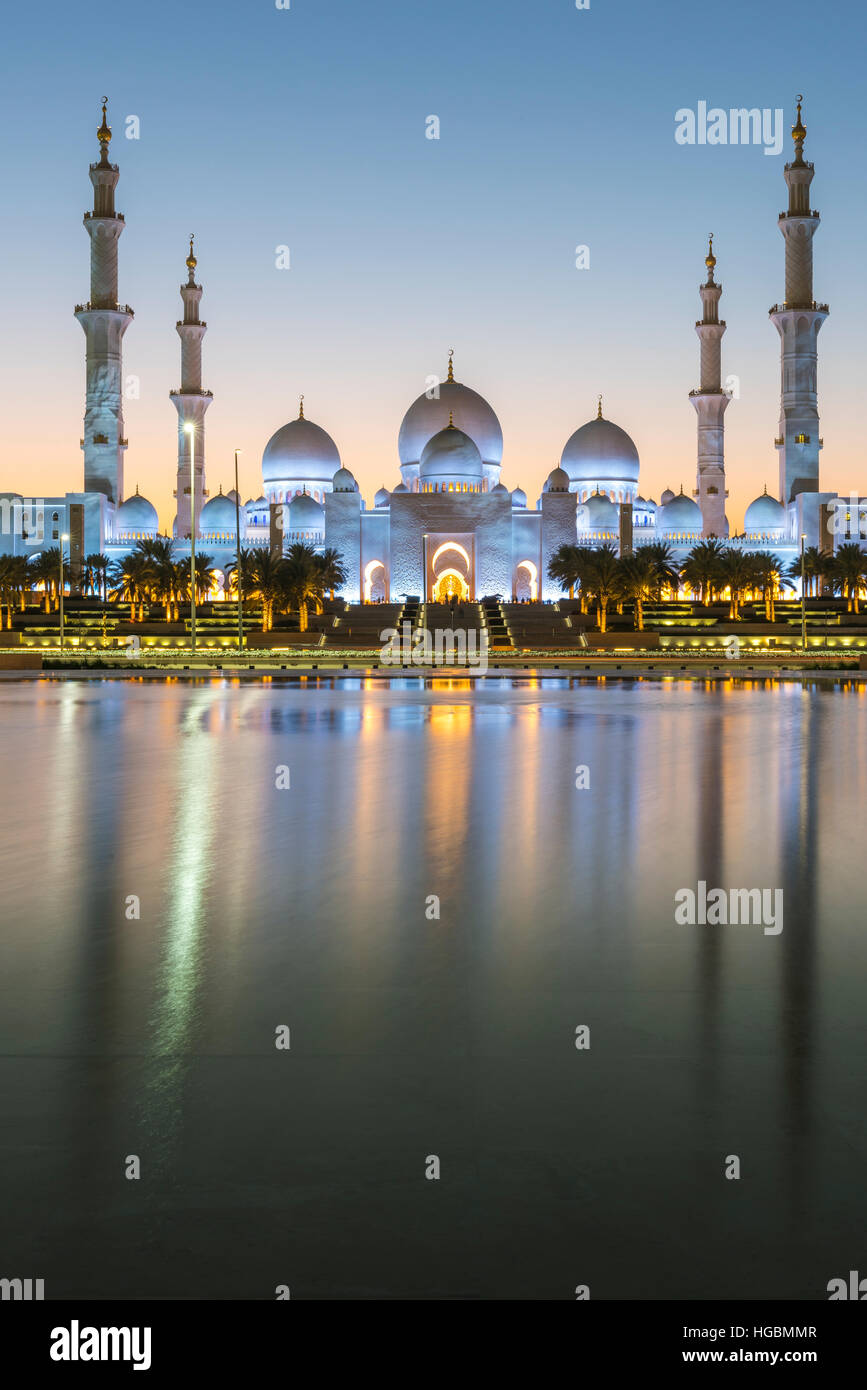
0;540;348;634
548;540;867;631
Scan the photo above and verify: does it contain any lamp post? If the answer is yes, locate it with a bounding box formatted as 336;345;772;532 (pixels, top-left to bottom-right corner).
800;532;808;656
185;423;197;654
59;533;69;654
233;448;244;654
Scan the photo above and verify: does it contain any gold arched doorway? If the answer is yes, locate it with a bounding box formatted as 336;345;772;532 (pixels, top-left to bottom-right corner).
433;568;470;602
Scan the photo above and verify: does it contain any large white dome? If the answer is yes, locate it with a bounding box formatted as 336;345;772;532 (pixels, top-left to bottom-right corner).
115;487;158;536
657;489;702;535
262;412;340;488
399;363;503;467
561;413;640;486
744;488;785;534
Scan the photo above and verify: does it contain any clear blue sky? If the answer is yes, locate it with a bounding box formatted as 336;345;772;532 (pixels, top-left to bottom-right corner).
0;0;864;527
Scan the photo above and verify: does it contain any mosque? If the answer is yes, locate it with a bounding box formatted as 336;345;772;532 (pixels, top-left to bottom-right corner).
0;98;859;603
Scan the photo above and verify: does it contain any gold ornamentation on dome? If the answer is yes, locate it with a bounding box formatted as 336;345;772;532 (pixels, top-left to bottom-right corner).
447;349;454;383
186;235;197;271
596;394;603;420
97;97;111;146
298;395;305;420
792;95;806;144
447;410;455;428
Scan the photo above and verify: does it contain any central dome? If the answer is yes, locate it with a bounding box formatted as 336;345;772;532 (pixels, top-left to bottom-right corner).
561;414;640;487
262;413;340;489
419;425;484;485
399;362;503;469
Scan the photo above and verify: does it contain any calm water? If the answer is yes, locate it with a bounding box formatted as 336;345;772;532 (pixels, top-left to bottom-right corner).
1;676;865;1300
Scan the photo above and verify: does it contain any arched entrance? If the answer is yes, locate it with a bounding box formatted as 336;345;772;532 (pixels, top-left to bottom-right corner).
433;569;470;602
428;538;473;601
515;560;538;601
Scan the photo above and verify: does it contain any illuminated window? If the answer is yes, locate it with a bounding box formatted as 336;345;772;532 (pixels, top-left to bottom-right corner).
795;433;810;444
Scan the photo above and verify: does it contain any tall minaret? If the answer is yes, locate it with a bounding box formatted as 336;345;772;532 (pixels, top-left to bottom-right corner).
170;237;212;538
74;99;133;504
769;97;829;503
690;235;729;538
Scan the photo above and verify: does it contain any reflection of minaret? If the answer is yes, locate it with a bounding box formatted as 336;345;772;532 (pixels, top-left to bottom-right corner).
770;98;829;503
690;237;729;538
171;238;212;539
74;99;133;504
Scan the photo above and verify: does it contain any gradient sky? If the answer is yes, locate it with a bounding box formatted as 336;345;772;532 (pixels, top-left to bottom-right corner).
0;0;864;532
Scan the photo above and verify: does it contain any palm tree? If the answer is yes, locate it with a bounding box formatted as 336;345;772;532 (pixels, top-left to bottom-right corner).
225;548;257;619
717;548;754;620
680;539;725;605
11;555;31;612
283;543;324;633
193;553;216;605
133;538;175;618
617;550;656;631
547;543;585;601
583;544;620;633
786;545;825;600
0;556;17;629
829;543;867;613
29;547;62;612
247;549;285;632
108;553;150;622
749;553;792;622
315;547;348;603
641;540;680;601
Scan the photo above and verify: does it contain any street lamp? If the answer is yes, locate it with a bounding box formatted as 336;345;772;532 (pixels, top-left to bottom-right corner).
233;448;244;654
185;423;197;654
800;532;808;655
59;533;69;654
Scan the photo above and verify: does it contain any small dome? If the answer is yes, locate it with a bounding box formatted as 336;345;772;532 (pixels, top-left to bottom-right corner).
491;482;509;495
332;466;358;492
561;414;640;486
199;489;237;534
115;488;158;534
660;488;675;506
393;482;409;493
511;487;527;508
657;489;702;534
419;425;484;482
262;414;340;487
744;488;785;534
545;466;570;492
374;486;391;507
581;491;619;529
288;491;325;530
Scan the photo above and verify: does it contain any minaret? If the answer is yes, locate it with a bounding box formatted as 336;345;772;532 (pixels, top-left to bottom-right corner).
170;237;212;538
74;99;133;504
690;235;729;537
769;97;829;502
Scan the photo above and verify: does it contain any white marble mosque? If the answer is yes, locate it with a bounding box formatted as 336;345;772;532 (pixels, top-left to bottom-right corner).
1;98;862;603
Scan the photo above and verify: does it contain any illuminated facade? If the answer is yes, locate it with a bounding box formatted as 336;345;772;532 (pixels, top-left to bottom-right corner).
0;98;862;599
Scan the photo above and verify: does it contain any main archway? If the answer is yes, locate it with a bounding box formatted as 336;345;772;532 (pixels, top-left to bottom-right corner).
433;568;470;602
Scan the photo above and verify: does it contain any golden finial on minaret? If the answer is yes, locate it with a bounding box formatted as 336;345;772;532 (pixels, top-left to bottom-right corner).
792;94;806;145
186;235;197;271
705;233;716;270
596;394;603;420
447;349;455;383
298;395;305;420
97;96;111;146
